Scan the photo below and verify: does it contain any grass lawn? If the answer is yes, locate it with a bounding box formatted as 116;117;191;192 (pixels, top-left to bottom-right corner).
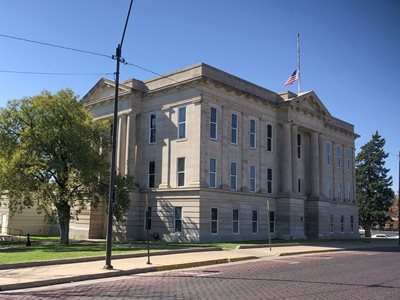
0;238;272;265
0;242;176;265
0;237;381;265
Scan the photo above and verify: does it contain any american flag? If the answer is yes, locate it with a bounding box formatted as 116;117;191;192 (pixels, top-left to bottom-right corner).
284;69;299;86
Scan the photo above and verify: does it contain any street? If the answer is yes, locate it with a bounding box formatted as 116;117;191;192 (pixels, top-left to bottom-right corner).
1;247;399;299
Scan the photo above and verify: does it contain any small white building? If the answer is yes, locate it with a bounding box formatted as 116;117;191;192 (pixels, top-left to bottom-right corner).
0;194;57;236
77;63;359;242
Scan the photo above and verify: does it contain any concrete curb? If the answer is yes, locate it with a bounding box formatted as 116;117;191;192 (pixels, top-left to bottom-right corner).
278;249;343;256
0;247;223;270
278;244;400;257
237;243;300;249
0;255;258;292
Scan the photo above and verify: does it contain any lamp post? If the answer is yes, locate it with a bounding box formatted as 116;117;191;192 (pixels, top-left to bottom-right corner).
104;0;134;270
267;199;271;251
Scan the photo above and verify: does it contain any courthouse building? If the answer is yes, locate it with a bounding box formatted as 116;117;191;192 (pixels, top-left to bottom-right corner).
78;63;359;242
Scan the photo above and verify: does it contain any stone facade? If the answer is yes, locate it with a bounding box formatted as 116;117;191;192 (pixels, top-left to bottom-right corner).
0;194;58;236
82;63;359;242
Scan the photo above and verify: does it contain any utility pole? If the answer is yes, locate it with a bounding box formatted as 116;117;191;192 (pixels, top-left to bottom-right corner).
104;0;134;270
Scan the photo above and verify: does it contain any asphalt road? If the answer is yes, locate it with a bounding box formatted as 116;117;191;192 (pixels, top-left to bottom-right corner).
1;246;399;299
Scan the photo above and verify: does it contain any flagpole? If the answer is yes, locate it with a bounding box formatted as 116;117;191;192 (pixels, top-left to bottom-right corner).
297;33;301;94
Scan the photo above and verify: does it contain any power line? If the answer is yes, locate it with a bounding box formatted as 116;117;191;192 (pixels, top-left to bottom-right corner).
0;69;113;76
0;33;112;60
125;62;164;78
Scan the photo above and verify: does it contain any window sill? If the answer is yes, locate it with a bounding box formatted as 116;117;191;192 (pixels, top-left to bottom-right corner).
176;138;187;143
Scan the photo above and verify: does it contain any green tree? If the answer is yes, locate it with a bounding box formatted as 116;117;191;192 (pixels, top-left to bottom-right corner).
386;196;399;230
0;89;133;244
355;131;394;237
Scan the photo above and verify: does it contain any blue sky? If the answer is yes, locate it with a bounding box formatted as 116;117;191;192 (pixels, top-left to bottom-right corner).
1;0;399;190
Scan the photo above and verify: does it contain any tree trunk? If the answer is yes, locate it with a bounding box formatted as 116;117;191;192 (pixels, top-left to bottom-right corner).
365;225;372;238
56;201;71;245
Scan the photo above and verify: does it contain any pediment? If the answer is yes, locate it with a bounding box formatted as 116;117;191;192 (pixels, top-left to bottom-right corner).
294;91;332;118
82;78;131;105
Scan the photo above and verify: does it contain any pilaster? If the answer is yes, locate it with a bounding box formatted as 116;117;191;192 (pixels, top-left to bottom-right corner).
310;131;320;197
282;122;292;193
291;124;298;193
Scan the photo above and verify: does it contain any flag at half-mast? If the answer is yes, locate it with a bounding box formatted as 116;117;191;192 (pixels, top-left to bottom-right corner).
284;69;299;86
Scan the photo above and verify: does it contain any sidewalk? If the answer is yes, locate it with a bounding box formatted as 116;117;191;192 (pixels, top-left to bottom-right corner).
0;241;398;292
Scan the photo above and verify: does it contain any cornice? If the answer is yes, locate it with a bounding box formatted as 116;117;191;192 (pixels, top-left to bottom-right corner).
203;77;277;108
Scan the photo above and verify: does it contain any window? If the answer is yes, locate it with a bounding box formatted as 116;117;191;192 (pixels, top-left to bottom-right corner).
347;182;352;202
346;147;351;170
174;207;182;233
269;211;275;233
298;178;301;193
210;107;217;140
230;162;237;190
330;215;334;233
336;145;342;168
149;114;156;144
252;210;258;233
177;157;185;187
211;208;218;234
267;168;273;194
233;209;239;234
297;134;302;158
350;216;354;233
340;215;344;233
145;206;152;230
148;161;155;188
336;180;342;201
231;113;238;144
209;158;217;188
326;143;331;166
178;107;186;139
267;124;273;152
249;119;256;148
326;179;333;199
249;165;256;192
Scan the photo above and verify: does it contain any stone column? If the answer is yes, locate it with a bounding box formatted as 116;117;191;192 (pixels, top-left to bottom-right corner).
291;124;298;193
310;131;320;197
352;147;356;203
116;114;127;175
159;109;171;188
319;134;325;197
282;123;292;193
129;113;138;177
124;113;136;176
